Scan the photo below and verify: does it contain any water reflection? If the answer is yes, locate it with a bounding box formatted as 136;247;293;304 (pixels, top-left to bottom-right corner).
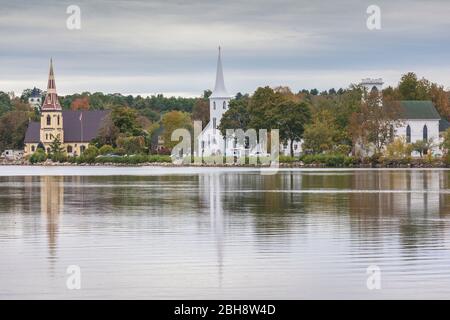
200;174;224;286
40;176;64;260
0;169;449;299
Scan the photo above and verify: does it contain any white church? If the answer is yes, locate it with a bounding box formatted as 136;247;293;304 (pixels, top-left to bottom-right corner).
197;48;299;157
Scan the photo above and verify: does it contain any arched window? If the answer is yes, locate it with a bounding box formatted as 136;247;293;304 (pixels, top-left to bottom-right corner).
223;101;226;109
67;145;73;153
371;86;378;93
46;115;51;126
57;115;60;126
423;125;428;141
80;145;86;153
213;101;216;110
31;145;35;152
406;125;411;143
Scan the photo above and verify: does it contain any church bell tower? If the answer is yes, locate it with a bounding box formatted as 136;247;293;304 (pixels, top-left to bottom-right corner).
40;59;64;151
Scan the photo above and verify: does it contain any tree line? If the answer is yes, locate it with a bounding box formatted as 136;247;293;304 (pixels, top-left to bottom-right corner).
1;72;450;161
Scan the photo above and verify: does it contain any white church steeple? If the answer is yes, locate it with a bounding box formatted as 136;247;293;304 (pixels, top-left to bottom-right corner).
211;46;229;98
209;47;231;131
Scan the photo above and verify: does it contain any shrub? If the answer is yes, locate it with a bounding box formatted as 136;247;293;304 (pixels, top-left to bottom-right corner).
30;149;47;164
79;145;99;163
279;155;297;163
114;147;126;155
98;144;114;155
116;136;146;154
384;137;412;159
299;153;356;167
51;152;67;163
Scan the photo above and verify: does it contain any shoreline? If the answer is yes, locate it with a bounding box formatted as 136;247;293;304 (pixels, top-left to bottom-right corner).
0;161;448;169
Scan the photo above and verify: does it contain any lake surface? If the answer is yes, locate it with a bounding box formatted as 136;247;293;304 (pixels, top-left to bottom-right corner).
0;166;449;299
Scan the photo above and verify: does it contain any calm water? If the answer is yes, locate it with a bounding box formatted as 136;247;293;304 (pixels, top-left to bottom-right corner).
0;166;449;299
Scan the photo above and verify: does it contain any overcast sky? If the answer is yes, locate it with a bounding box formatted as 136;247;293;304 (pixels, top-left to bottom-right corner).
1;0;450;97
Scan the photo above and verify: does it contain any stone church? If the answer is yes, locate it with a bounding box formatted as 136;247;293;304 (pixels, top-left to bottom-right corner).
24;60;108;156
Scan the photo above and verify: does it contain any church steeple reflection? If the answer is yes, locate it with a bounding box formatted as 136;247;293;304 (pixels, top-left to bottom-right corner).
40;176;64;260
200;173;224;287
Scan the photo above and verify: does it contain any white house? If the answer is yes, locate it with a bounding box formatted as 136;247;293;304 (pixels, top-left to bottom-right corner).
396;101;441;156
28;87;42;110
360;78;443;156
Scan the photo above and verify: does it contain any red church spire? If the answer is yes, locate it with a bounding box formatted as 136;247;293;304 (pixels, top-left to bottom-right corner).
41;58;62;111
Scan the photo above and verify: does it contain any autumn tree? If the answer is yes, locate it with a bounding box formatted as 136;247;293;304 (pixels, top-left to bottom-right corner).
71;96;90;110
349;91;402;155
96;113;120;147
191;98;210;129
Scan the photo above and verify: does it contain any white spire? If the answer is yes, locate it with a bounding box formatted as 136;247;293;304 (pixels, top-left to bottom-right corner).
210;46;230;98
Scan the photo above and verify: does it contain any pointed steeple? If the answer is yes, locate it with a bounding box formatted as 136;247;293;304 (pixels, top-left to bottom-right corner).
41;58;62;111
210;46;230;98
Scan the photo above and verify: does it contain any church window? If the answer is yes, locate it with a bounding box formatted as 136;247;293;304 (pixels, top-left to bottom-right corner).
213;117;217;128
67;146;73;153
423;125;428;141
213;102;216;110
46;115;51;126
223;101;226;109
57;115;60;125
406;125;411;143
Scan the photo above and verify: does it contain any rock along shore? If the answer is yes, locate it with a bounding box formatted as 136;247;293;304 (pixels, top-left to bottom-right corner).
1;159;448;168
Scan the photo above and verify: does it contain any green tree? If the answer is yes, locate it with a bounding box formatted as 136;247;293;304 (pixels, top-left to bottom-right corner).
276;100;311;156
303;110;340;154
111;106;142;135
218;98;251;136
49;137;66;162
0;92;12;116
0;100;34;151
161;111;193;149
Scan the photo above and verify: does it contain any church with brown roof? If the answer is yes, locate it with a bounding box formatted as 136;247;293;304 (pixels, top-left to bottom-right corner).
24;60;109;156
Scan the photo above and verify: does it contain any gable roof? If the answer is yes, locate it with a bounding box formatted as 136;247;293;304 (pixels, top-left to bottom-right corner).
399;101;441;120
62;110;109;142
24;121;40;143
24;110;110;144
